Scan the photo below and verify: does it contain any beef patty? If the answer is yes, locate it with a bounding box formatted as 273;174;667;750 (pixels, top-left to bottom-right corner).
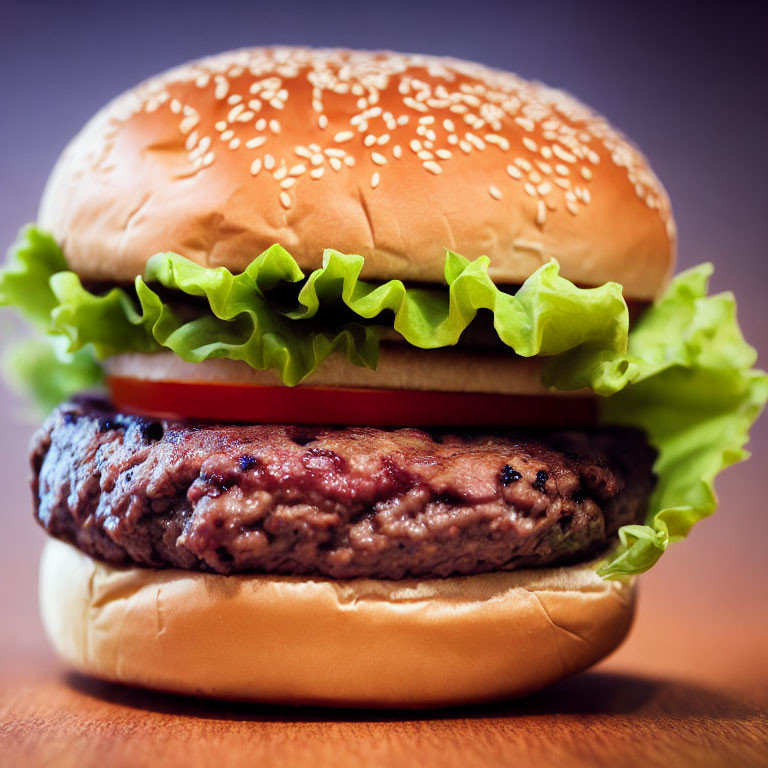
31;398;656;579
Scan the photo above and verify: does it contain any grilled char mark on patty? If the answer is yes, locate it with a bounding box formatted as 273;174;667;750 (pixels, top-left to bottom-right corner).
31;398;656;579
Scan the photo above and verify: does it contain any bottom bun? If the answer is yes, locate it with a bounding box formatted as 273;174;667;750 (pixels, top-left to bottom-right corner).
40;539;635;708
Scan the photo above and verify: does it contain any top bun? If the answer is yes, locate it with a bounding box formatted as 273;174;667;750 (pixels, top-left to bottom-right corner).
40;48;675;299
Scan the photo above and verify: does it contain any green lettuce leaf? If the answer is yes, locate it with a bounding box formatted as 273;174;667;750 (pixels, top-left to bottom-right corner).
4;226;631;389
2;336;103;415
597;265;768;575
1;225;765;577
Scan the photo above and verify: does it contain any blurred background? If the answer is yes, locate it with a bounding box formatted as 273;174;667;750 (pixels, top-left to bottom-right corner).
1;0;766;689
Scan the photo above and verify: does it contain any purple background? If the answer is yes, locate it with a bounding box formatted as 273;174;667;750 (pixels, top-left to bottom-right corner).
1;0;766;661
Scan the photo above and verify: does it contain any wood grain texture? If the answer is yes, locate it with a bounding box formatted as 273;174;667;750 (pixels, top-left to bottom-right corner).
1;663;766;768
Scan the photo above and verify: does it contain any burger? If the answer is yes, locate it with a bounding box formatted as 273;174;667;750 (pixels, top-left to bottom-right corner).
1;47;765;707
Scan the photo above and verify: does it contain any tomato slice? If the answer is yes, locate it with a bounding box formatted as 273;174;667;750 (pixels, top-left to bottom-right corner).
108;376;598;427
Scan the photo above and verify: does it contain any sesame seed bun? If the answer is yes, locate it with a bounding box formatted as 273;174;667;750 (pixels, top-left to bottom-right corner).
39;47;675;300
40;539;634;707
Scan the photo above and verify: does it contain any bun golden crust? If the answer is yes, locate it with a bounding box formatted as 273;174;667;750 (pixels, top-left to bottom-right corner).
40;539;634;707
40;47;674;299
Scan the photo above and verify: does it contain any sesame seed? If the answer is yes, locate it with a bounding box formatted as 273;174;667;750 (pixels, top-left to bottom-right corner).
553;144;577;163
318;114;329;129
280;177;296;189
524;183;537;197
514;116;535;132
370;171;381;188
417;150;434;161
246;136;267;148
485;134;509;151
582;188;591;203
329;157;343;171
221;130;234;141
536;200;547;225
459;140;472;154
506;164;522;179
555;164;570;176
256;119;267;131
180;115;199;134
554;177;570;189
364;134;376;147
489;185;502;200
443;119;455;132
273;164;287;181
392;144;403;159
566;201;579;215
537;181;551;195
529;171;542;184
310;167;324;179
294;146;311;158
229;138;240;150
343;155;355;166
185;131;198;150
227;95;242;105
170;98;182;114
250;159;262;176
418;115;435;125
215;121;227;132
536;161;553;175
436;149;452;160
522;137;538;152
423;161;442;175
228;104;245;122
540;146;553;159
447;134;459;145
377;134;390;145
215;81;229;100
264;154;275;170
370;152;386;166
269;119;281;134
280;192;291;209
289;164;306;176
325;148;345;158
581;167;593;180
404;96;428;112
248;99;262;111
515;158;532;171
465;133;485;150
397;115;409;126
334;131;354;143
202;151;215;167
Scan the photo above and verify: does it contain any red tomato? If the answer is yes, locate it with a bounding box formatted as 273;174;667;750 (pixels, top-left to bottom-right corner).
108;376;598;427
